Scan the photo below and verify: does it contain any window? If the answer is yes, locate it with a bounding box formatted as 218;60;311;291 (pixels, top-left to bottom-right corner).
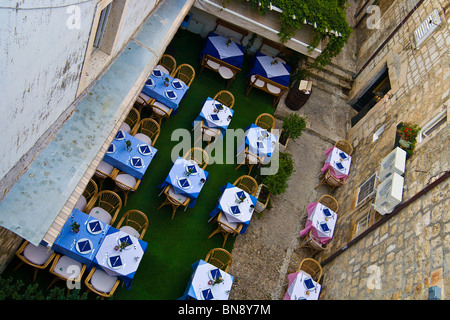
92;2;112;52
418;110;447;142
356;212;370;234
356;173;377;207
414;9;442;49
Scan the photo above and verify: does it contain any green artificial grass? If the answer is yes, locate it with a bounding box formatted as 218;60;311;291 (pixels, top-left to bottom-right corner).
2;29;275;300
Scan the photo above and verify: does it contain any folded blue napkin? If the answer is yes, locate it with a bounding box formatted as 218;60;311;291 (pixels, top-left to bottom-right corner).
77;240;92;253
145;78;154;86
172;80;183;89
166;90;176;99
186;165;198;174
109;256;123;268
210;114;220;121
152;69;162;77
236;191;246;201
131;157;143;168
107;144;115;153
210;268;221;280
336;162;344;170
115;130;125;140
303;277;316;290
322;208;332;217
138;144;151;155
202;288;214;300
320;222;330;233
178;178;191;188
339;152;348;160
230;205;241;215
88;220;102;233
119;235;133;247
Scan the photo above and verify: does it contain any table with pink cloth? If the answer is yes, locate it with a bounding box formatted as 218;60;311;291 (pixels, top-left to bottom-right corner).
284;271;321;300
299;202;337;245
321;146;352;180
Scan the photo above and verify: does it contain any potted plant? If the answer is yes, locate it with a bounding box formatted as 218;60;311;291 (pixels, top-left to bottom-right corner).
213;276;224;285
70;222;80;233
119;240;129;252
279;113;307;152
164;77;170;87
260;152;295;196
125;139;132;151
396;122;421;157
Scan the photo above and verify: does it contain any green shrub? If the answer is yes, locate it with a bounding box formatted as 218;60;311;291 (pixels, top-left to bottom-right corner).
261;152;295;195
281;113;307;142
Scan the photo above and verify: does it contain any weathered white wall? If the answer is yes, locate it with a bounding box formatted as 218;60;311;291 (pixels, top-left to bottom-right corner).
0;0;96;181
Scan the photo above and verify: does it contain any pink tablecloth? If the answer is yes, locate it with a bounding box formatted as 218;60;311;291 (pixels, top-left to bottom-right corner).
299;202;337;245
320;147;351;180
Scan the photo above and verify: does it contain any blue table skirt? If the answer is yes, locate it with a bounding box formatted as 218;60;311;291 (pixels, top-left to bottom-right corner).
247;51;291;87
200;32;245;68
208;183;257;234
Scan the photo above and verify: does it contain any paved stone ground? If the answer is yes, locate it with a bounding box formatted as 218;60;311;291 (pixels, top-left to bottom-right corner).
228;83;354;300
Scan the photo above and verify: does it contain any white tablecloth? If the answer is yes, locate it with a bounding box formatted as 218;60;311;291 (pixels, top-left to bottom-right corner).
287;271;321;300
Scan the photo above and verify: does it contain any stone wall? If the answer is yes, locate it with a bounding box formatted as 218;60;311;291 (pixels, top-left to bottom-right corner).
314;0;450;300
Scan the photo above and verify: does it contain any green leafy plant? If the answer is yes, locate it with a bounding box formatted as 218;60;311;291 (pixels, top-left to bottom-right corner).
280;113;307;143
260;152;295;195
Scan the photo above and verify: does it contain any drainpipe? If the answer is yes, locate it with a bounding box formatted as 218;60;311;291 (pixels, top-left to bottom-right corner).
199;0;322;54
321;170;450;267
352;0;425;80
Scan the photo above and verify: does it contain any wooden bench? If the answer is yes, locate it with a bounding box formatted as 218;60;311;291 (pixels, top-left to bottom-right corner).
199;54;241;89
246;74;288;107
213;18;249;44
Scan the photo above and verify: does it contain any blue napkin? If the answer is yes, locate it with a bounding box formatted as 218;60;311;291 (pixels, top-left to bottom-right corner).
303;278;316;290
323;208;332;217
210;114;220;121
236;191;246;200
202;288;214;300
107;144;115;153
172;80;183;89
138;144;151;155
145;78;154;86
166;90;176;99
119;235;133;247
115;130;125;140
320;222;330;233
77;240;91;253
186;165;198;174
131;157;143;168
230;205;241;215
210;268;221;280
336;162;344;170
179;178;191;188
88;220;102;233
109;256;123;268
152;69;162;77
339;152;348;159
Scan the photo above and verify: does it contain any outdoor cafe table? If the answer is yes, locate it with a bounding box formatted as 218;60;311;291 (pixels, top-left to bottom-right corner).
284;270;321;300
321;146;352;180
103;130;157;180
52;209;111;268
208;183;257;234
178;259;234;300
193;97;234;137
93;227;147;289
158;157;209;208
237;123;278;165
140;66;189;112
248;51;291;87
299;202;338;245
200;32;245;68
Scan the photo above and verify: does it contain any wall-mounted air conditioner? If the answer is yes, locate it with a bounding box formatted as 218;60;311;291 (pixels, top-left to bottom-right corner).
373;172;404;215
378;147;406;182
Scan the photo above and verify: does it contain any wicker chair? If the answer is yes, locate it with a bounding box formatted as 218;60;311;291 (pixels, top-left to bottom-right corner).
173;63;195;87
255;113;276;131
74;178;98;212
132;118;160;147
208;212;243;247
14;241;56;282
157;54;177;76
235;146;263;175
334;140;353;156
84;190;122;225
94;160;117;191
120;107;140;134
196;120;222;145
205;248;233;272
233;175;258;196
135;93;155;112
315;169;345;192
157;186;191;220
297;258;323;283
47;254;86;291
112;169;141;207
183;147;209;169
318;194;339;213
213;90;235;109
84;267;120;299
115;209;149;240
149;101;173;126
298;231;327;252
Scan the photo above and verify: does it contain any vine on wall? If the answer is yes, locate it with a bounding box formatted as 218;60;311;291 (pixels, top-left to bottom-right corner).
239;0;352;69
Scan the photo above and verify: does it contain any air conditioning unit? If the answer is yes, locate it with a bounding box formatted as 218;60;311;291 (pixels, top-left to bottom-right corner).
378;147;406;182
373;172;404;215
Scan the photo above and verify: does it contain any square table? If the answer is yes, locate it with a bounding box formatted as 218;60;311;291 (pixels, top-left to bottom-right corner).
284;271;321;300
209;183;257;234
103;130;157;180
93;227;147;289
178;259;234;300
237;123;278;165
248;51;291;87
321;146;352;180
193;97;234;137
141;66;189;111
158;157;209;208
299;202;338;245
52;209;111;268
200;32;245;68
